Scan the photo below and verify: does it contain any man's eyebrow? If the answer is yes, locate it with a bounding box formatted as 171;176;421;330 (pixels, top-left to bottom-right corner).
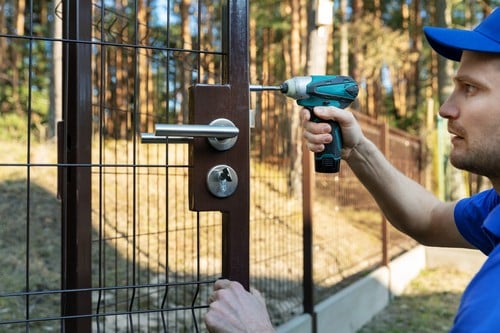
454;74;470;81
453;75;482;85
453;74;494;92
452;75;466;85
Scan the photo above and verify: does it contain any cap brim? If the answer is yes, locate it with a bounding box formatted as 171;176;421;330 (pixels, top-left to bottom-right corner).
424;26;500;62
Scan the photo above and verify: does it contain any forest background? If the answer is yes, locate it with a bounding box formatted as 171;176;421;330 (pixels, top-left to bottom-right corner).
0;0;497;201
0;0;498;330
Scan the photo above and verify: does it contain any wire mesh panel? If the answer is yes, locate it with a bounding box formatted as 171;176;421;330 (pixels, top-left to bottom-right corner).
248;89;423;324
313;113;419;303
0;0;229;332
249;91;304;325
0;1;63;331
89;0;226;331
386;127;422;256
0;0;425;330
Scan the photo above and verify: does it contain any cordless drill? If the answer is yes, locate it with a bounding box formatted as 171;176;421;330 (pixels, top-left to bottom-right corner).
250;75;359;173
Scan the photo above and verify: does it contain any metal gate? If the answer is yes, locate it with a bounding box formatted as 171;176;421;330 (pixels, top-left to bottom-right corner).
0;1;427;331
0;0;249;332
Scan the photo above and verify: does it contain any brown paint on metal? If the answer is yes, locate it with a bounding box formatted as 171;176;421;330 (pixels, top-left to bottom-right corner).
380;122;389;266
220;0;250;290
61;1;92;332
188;0;251;289
302;143;315;320
188;84;234;212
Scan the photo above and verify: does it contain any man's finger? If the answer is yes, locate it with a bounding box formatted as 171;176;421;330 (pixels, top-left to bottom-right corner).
250;287;266;306
213;279;232;291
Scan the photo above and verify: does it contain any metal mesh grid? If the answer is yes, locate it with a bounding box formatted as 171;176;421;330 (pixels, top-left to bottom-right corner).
313;114;419;302
90;0;225;331
0;0;226;331
248;94;421;322
0;0;63;330
249;92;304;325
0;0;424;331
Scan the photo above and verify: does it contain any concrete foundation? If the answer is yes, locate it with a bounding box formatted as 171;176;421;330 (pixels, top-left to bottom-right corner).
276;246;486;333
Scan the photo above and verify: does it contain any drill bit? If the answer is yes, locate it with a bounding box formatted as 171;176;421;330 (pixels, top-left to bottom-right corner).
249;84;286;92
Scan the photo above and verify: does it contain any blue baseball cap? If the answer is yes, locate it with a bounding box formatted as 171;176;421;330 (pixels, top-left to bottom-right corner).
424;7;500;61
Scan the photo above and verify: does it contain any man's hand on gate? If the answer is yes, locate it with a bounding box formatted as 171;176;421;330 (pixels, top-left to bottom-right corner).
204;279;275;333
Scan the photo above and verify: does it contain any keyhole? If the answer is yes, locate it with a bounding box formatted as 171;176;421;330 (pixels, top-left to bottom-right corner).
219;168;232;182
206;165;238;198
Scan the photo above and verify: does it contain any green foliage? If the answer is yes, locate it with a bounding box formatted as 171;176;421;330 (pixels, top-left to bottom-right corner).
251;0;291;32
0;2;53;142
0;84;50;142
0;0;494;142
0;113;28;142
383;91;424;135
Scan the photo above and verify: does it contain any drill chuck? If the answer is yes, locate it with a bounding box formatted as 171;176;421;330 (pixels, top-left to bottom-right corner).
281;77;312;100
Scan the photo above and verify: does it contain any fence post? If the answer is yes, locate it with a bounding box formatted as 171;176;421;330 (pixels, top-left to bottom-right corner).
302;142;316;330
380;122;390;266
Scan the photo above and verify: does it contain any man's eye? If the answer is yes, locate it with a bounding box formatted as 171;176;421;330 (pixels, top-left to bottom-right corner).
463;83;477;95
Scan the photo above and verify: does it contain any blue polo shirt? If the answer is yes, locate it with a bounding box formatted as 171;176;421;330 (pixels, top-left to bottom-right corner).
452;188;500;332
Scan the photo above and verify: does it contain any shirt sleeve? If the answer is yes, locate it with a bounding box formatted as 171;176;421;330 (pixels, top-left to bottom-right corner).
454;189;500;255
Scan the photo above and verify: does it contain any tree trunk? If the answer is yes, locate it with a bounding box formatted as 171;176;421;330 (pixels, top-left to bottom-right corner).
409;0;422;116
179;0;192;123
16;0;26;36
137;0;153;138
288;0;307;197
0;1;8;112
10;0;27;114
49;3;63;139
349;0;364;112
338;0;349;76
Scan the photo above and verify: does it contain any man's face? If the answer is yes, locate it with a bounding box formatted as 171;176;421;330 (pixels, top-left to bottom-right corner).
439;51;500;179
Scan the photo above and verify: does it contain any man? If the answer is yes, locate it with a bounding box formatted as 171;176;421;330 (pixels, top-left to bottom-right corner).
205;7;500;333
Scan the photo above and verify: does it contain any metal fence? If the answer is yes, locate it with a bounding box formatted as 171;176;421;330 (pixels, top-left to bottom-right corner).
249;104;420;324
1;1;231;332
0;0;421;332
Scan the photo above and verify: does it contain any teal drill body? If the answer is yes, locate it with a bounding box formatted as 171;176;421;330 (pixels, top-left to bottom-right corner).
250;75;359;173
281;75;359;173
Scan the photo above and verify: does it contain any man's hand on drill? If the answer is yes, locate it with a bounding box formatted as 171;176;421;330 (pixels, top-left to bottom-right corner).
204;279;275;333
301;106;365;160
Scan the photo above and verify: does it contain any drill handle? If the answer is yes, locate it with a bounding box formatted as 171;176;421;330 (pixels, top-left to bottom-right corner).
308;108;342;173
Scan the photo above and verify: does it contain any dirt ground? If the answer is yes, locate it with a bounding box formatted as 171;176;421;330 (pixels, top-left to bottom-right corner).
0;141;478;332
358;266;476;333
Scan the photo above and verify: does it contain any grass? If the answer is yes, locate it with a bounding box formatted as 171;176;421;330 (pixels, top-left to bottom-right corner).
0;142;62;330
358;267;475;333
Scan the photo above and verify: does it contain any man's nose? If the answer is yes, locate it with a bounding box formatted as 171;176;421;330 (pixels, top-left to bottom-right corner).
439;96;459;119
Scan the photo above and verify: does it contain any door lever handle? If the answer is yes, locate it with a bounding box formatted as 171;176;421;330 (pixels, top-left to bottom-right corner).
141;118;238;151
140;133;194;144
155;122;238;138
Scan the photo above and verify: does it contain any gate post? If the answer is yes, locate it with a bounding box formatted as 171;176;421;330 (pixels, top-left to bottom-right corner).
221;0;250;289
60;1;93;332
380;122;389;266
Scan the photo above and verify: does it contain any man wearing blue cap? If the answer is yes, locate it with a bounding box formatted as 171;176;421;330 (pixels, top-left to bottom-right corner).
205;8;500;333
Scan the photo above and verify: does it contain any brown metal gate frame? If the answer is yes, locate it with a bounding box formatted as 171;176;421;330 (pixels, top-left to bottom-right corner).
59;0;250;331
60;1;92;332
219;0;250;288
